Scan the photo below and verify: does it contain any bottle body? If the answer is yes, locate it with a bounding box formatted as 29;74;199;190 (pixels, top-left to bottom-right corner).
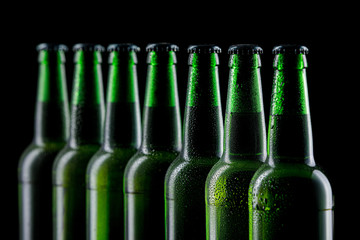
249;162;333;240
205;47;266;240
53;45;105;240
166;157;221;239
165;46;223;240
19;143;66;240
86;45;142;240
54;145;101;240
124;44;181;240
248;46;333;240
206;159;263;239
18;45;69;240
125;149;180;239
87;147;138;240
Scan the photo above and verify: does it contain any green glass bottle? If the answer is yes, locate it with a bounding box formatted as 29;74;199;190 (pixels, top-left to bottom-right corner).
18;43;70;240
53;43;105;240
205;44;266;240
124;43;182;240
248;45;333;240
86;44;142;240
165;45;224;240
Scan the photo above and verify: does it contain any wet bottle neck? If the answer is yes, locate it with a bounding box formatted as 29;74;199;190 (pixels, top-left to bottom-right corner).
268;53;315;166
182;53;224;159
223;54;266;162
33;50;70;145
103;51;141;151
69;50;105;147
140;51;182;153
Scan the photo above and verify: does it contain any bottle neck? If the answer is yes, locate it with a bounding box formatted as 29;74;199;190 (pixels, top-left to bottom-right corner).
182;53;224;159
140;51;182;153
103;51;141;150
34;50;69;145
268;53;315;166
223;54;266;162
69;51;105;147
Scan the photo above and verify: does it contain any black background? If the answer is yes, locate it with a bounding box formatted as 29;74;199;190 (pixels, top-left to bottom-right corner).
2;5;357;239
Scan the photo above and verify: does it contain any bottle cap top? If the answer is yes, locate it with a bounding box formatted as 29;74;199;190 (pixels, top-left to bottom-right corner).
146;43;179;52
107;43;140;52
228;44;263;55
187;44;221;53
36;43;68;51
272;45;309;54
72;43;105;52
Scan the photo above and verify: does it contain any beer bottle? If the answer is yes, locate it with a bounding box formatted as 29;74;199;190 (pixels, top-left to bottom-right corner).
86;43;142;240
165;45;224;240
205;44;266;239
53;43;105;240
123;43;182;240
248;45;333;240
18;43;70;240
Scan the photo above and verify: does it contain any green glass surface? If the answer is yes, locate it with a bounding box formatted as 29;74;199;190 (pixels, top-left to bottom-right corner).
86;48;141;240
71;51;103;105
107;51;138;103
227;54;263;113
18;48;69;240
165;49;224;240
205;51;266;240
248;49;333;240
53;46;105;240
270;53;310;116
37;51;67;102
144;51;179;108
186;53;221;107
124;47;181;240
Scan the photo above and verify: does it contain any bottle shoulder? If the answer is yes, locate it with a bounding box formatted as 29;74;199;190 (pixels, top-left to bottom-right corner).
124;149;179;193
249;163;333;209
208;159;264;177
19;142;65;160
166;154;220;177
54;144;101;163
86;148;136;190
165;155;220;198
206;159;263;193
87;147;137;178
52;144;100;185
251;162;326;181
206;163;256;207
18;142;65;182
124;149;179;173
